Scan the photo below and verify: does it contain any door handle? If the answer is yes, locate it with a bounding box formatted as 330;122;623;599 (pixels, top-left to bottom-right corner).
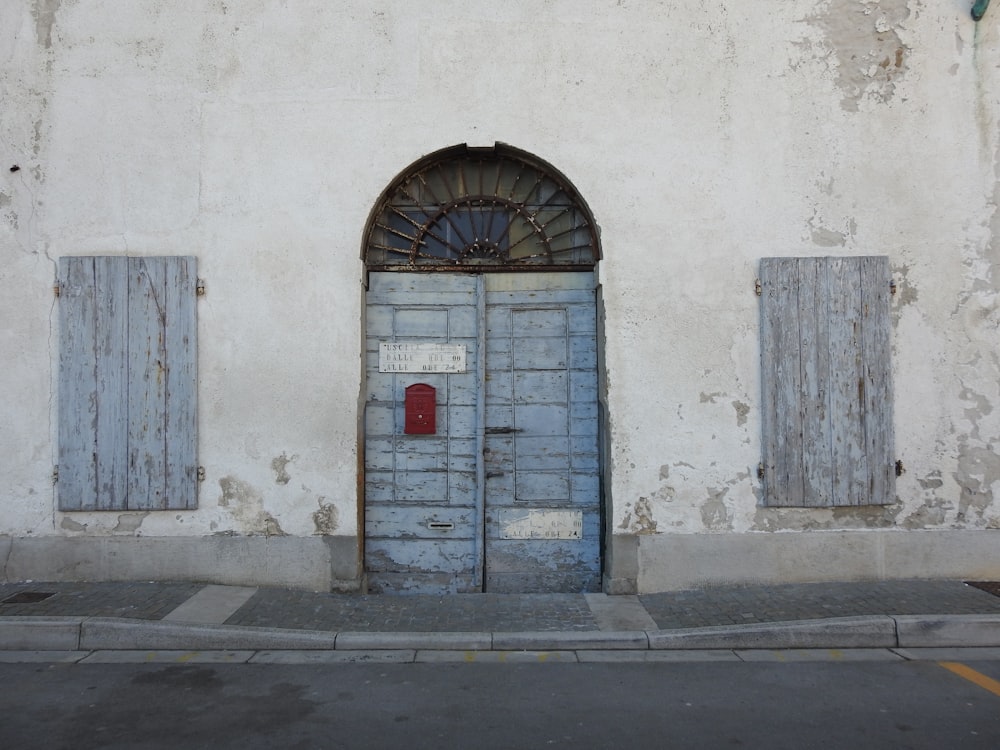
486;471;505;478
485;426;521;434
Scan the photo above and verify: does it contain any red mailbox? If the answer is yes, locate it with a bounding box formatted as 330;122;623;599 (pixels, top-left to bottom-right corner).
404;383;436;434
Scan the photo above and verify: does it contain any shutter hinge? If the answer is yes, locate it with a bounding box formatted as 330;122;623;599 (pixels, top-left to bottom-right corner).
52;465;59;484
889;279;897;296
196;279;206;296
197;466;206;482
895;459;905;477
757;462;765;480
754;279;762;296
53;282;60;297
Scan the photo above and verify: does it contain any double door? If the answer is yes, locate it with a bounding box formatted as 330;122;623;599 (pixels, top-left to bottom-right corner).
364;272;601;593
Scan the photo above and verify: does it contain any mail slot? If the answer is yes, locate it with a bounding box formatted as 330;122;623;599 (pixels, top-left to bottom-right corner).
404;383;436;434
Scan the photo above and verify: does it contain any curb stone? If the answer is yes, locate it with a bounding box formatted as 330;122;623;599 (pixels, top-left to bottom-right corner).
335;631;492;651
894;614;1000;648
80;618;338;651
0;616;83;650
647;616;898;650
5;614;1000;652
492;630;649;651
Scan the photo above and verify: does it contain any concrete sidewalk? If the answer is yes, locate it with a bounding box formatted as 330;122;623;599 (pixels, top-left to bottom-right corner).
3;579;1000;656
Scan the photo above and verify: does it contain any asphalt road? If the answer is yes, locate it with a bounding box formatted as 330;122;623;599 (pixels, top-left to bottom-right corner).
2;659;1000;749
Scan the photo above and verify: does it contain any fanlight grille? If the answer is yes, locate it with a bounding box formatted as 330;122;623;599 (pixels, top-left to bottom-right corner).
364;145;599;270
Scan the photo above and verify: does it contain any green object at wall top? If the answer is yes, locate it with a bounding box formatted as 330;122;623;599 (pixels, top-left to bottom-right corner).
973;0;991;21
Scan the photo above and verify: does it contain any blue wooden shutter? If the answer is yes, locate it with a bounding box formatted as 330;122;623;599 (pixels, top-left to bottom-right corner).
58;256;198;511
759;256;894;507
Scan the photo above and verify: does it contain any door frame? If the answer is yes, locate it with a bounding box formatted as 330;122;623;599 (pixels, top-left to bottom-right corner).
360;269;606;593
358;143;607;593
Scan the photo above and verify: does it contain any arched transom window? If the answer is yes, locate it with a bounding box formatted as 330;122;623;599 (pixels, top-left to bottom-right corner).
364;144;600;270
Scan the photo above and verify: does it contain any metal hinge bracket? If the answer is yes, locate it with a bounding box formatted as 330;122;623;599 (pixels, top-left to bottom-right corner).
757;463;765;480
196;279;206;296
52;465;59;484
895;459;905;477
754;279;762;296
890;279;897;296
54;283;61;297
197;466;206;482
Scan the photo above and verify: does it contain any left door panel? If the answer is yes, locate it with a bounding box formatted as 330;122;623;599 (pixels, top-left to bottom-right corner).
364;273;482;593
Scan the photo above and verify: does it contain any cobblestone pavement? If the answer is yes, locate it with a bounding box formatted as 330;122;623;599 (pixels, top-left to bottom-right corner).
3;579;1000;633
0;582;203;620
226;591;599;632
639;580;1000;629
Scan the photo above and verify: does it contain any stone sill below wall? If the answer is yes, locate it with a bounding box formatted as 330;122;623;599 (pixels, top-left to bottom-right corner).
2;530;996;594
0;535;360;592
635;529;1000;593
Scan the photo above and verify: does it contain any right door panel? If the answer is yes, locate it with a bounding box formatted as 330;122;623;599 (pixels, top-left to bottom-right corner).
483;272;601;593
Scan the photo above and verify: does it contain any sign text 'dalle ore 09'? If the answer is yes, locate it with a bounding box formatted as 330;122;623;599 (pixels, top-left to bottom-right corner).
378;342;467;373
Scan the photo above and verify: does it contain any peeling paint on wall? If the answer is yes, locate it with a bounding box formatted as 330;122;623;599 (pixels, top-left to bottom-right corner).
618;497;658;534
271;452;297;485
902;499;949;529
0;190;16;231
954;441;1000;524
701;487;733;531
811;0;911;111
891;264;919;307
312;497;338;535
754;503;901;532
901;470;952;529
218;476;286;536
112;512;149;534
32;0;61;50
960;386;993;432
732;401;749;427
59;516;86;532
809;213;854;247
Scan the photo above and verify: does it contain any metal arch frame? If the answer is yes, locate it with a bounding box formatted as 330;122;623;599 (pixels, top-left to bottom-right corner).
362;143;601;273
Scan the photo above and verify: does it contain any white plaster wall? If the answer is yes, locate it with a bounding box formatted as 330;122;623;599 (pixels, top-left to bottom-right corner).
602;0;1000;542
1;1;998;588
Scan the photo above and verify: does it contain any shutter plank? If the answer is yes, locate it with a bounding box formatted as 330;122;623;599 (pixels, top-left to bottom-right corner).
93;257;129;510
861;256;895;505
127;257;169;510
828;258;868;505
797;257;833;507
164;256;198;509
760;258;804;507
57;257;99;511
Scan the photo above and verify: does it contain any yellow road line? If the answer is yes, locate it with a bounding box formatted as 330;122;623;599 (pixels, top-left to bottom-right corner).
939;662;1000;698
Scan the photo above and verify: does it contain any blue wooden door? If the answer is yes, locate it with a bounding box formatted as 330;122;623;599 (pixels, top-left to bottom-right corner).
364;272;600;593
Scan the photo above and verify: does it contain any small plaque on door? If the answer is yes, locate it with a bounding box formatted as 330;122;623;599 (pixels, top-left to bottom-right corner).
499;509;583;540
379;342;467;373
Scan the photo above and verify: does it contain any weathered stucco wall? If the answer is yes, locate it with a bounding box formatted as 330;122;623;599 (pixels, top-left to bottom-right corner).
1;1;998;590
610;0;1000;544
